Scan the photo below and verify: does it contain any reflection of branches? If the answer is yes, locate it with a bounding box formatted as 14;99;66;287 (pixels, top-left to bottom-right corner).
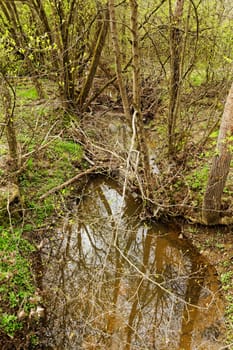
42;179;223;349
82;223;105;262
179;259;206;348
115;244;211;310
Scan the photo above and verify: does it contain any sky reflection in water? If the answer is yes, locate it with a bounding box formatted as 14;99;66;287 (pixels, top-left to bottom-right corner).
41;178;225;350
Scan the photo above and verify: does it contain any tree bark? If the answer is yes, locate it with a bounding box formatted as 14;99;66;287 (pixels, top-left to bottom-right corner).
129;0;153;201
202;82;233;224
77;3;109;111
109;0;131;124
168;0;185;158
0;76;19;179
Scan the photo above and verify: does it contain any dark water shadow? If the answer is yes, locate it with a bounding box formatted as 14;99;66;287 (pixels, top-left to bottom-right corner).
40;178;225;350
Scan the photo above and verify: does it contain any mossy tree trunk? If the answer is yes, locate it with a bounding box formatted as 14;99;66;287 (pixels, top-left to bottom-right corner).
202;82;233;224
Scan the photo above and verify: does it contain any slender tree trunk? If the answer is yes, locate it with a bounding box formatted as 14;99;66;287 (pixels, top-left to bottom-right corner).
168;0;185;158
129;0;153;201
109;0;131;124
129;0;140;109
121;2;127;65
77;3;109;111
0;76;18;178
55;0;75;110
202;82;233;224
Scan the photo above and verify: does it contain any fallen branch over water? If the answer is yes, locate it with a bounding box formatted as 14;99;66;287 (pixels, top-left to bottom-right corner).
39;166;100;200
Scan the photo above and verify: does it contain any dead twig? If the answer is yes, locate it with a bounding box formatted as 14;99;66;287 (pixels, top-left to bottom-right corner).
39;166;101;200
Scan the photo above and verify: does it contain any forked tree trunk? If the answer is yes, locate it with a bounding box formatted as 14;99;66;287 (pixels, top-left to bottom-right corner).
202;82;233;224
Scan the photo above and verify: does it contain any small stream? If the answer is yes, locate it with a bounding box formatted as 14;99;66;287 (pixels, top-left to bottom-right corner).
40;177;225;350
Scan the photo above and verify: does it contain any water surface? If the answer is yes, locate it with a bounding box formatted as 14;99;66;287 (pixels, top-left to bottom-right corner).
41;178;225;349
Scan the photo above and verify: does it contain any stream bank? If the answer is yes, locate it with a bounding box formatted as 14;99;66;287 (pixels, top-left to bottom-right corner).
1;91;233;349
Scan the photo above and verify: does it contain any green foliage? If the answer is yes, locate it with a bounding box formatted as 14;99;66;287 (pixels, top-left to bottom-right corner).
189;69;206;87
17;86;38;101
0;145;7;156
209;130;219;139
0;229;35;337
18;137;84;227
52;139;83;161
21;139;81;178
27;157;34;170
221;271;233;285
215;243;225;250
27;199;54;225
186;165;209;192
30;334;39;346
226;298;233;323
0;314;22;338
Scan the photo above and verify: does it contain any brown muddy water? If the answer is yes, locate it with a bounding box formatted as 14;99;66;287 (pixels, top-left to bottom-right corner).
40;177;226;350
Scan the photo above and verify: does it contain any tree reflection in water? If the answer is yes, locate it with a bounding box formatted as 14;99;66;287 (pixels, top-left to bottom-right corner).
41;178;225;350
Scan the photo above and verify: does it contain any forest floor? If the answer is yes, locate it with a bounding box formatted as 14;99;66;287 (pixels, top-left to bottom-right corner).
0;78;233;348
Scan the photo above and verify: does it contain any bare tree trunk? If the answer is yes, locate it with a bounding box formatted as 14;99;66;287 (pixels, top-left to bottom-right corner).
109;0;131;124
168;0;185;158
129;0;140;109
129;0;153;201
0;76;18;179
55;0;75;110
77;3;109;111
202;82;233;225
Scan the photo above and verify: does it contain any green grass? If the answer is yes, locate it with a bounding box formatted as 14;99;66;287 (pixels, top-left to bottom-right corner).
221;271;233;285
18;138;84;226
0;229;36;337
52;139;83;161
17;86;38;101
189;69;206;87
186;165;209;192
0;145;7;156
